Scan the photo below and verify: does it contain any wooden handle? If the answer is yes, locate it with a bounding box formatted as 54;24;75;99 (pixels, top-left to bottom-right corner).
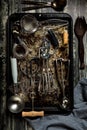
63;30;68;44
78;37;85;69
22;111;44;117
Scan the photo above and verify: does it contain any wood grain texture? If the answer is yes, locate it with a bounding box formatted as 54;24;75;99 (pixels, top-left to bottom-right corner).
1;0;87;130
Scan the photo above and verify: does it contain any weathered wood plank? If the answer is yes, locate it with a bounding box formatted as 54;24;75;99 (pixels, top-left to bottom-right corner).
0;1;8;130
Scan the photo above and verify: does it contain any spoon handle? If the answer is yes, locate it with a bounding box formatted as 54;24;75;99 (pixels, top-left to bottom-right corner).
10;57;18;84
78;37;85;69
22;5;50;11
21;0;49;5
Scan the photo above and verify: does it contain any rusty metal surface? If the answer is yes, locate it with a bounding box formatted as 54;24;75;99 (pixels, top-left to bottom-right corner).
1;0;87;130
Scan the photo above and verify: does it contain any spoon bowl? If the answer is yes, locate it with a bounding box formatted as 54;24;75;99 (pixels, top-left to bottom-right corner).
7;95;25;113
51;0;67;11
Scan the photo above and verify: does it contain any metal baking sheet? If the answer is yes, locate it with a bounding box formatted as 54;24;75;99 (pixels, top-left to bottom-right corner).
6;13;73;115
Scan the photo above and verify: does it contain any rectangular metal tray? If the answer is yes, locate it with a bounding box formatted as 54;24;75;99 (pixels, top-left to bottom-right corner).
6;13;73;115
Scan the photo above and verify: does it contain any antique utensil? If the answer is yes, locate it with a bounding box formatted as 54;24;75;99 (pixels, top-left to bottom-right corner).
22;60;44;117
8;58;25;113
21;0;67;11
20;14;68;36
40;38;50;59
8;95;25;113
20;58;40;77
60;59;69;109
13;36;28;59
74;16;87;69
54;58;69;109
46;58;54;94
20;14;38;35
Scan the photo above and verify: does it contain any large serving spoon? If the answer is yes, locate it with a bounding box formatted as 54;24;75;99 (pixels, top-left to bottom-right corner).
8;58;25;113
74;16;87;69
21;0;67;11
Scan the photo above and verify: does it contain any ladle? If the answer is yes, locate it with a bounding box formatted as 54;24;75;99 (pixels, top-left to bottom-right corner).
7;58;25;113
21;0;67;11
20;14;68;36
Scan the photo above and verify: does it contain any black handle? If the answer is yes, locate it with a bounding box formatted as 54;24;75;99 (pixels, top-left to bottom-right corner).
48;29;59;49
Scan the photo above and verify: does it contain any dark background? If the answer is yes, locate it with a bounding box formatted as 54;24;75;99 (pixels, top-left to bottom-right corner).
0;0;87;130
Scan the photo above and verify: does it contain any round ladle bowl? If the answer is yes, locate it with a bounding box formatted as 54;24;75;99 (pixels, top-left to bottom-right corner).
7;95;25;113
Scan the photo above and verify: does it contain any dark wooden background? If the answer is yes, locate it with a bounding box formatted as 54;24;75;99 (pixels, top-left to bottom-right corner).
0;0;87;130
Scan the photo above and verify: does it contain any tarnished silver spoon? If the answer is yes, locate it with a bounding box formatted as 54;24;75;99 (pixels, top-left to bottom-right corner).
7;58;25;113
21;0;67;11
